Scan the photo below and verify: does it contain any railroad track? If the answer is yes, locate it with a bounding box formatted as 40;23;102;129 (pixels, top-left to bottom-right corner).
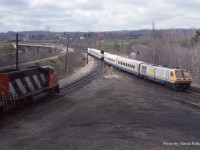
110;65;200;108
60;60;105;93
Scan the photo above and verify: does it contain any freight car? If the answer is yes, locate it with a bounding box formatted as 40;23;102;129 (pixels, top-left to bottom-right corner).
90;49;192;90
88;48;104;60
0;66;59;112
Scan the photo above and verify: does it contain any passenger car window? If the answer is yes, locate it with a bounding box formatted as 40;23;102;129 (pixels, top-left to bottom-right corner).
141;66;146;73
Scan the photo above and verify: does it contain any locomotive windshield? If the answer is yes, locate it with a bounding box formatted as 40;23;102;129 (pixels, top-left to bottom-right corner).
183;71;190;77
175;71;191;78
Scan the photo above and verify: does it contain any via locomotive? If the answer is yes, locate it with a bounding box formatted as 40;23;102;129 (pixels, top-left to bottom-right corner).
0;65;59;112
88;48;192;90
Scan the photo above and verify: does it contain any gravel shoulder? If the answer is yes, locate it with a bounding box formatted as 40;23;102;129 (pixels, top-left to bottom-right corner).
59;56;97;87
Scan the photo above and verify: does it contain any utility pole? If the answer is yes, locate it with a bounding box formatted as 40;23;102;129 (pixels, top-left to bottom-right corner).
121;38;123;55
16;33;19;70
95;34;97;49
87;32;89;64
87;32;89;48
65;37;69;72
10;33;25;69
78;32;82;50
114;41;115;51
98;32;100;50
98;39;100;50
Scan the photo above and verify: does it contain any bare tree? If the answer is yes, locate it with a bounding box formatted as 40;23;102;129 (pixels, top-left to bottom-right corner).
132;29;200;83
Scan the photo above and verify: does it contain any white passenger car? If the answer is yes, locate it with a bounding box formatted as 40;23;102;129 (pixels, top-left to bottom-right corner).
116;57;145;76
104;52;120;66
88;48;104;60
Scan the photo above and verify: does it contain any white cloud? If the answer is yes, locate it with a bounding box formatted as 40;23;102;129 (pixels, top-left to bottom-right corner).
0;0;200;32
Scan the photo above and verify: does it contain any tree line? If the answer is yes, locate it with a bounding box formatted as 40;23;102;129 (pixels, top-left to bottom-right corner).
131;29;200;83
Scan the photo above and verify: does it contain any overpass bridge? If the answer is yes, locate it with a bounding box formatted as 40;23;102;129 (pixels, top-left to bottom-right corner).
12;42;63;48
11;42;63;56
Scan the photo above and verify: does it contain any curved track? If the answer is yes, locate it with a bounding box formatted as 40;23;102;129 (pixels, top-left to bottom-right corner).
60;60;106;93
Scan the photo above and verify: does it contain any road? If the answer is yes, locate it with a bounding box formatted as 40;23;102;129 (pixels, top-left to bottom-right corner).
0;46;72;70
0;65;200;150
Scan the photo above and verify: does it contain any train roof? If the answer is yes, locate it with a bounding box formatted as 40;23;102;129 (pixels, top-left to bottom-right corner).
117;56;145;64
154;66;188;72
140;63;154;66
88;48;101;52
40;65;55;70
104;52;122;58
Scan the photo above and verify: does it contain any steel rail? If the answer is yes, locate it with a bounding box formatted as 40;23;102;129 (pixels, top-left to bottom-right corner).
60;60;105;93
110;65;200;108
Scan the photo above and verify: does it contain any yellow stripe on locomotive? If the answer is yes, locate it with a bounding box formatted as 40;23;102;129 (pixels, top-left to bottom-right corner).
171;69;192;83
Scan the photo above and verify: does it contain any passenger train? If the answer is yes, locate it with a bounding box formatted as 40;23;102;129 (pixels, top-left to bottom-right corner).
88;48;192;90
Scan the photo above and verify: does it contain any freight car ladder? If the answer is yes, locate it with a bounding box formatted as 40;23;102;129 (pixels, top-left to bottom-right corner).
0;92;8;112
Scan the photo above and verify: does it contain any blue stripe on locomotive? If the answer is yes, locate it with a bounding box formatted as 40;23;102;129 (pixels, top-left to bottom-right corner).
140;74;155;81
141;73;176;89
154;77;175;89
116;65;139;76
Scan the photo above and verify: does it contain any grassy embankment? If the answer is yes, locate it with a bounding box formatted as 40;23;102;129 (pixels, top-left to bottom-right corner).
0;43;86;80
0;52;86;80
0;43;15;55
20;52;86;80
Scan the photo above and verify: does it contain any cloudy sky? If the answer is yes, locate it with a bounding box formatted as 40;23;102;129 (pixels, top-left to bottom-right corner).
0;0;200;32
